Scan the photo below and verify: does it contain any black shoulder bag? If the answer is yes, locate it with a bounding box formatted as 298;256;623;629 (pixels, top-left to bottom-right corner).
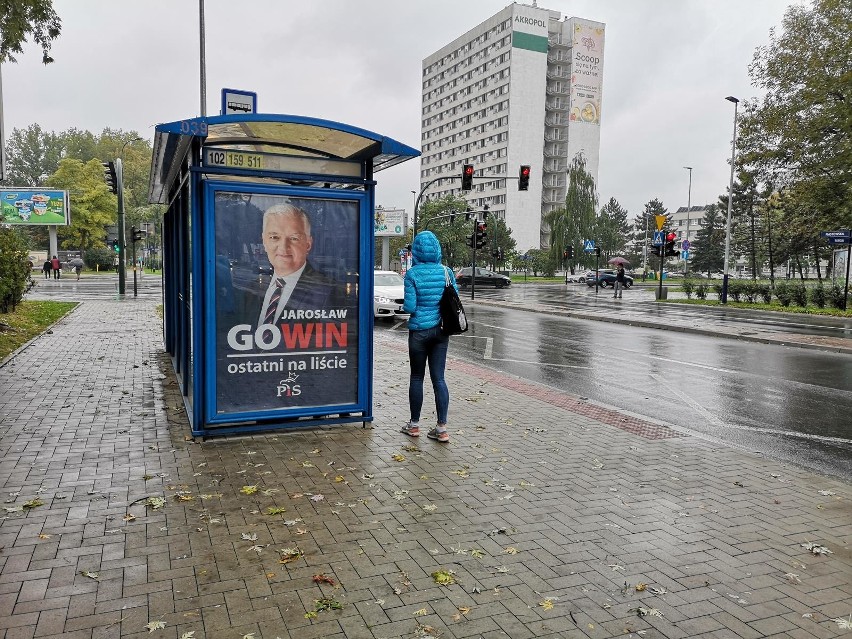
439;267;468;335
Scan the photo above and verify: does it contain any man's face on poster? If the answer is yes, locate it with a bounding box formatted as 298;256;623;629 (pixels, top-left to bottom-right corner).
263;213;313;276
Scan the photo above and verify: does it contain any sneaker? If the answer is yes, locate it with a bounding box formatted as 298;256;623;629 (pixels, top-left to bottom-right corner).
427;428;450;443
400;422;420;437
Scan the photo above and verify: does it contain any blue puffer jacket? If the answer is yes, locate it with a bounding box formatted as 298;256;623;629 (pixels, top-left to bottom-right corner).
403;231;457;330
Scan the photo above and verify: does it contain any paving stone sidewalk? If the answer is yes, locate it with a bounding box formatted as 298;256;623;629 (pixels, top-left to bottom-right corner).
0;299;850;639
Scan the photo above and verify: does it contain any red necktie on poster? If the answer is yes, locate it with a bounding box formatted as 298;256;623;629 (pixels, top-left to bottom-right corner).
263;278;286;324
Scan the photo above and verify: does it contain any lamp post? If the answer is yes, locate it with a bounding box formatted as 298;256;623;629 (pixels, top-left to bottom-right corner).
683;166;692;275
410;190;417;237
721;96;739;304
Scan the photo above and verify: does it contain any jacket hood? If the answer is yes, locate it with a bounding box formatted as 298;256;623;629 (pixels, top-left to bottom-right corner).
411;231;442;265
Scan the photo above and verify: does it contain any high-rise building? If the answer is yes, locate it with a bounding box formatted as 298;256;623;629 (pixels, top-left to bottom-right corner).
420;3;605;251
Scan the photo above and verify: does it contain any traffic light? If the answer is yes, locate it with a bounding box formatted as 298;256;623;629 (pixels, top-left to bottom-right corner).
461;164;474;190
465;234;475;248
102;161;117;194
518;165;530;191
110;238;120;253
567;246;574;260
475;222;487;249
664;231;680;257
651;245;662;257
131;226;147;242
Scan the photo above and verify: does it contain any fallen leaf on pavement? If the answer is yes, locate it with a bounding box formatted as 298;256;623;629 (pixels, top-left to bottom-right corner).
79;570;100;581
801;542;833;556
239;485;258;495
312;573;336;586
832;614;851;630
432;569;456;585
144;620;166;632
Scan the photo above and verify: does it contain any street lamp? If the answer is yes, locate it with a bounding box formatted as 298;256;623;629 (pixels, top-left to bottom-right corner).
410;190;417;236
115;136;142;295
683;166;692;275
721;96;739;304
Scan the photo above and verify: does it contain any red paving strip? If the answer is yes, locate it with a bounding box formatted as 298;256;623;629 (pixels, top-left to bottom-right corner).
379;336;686;440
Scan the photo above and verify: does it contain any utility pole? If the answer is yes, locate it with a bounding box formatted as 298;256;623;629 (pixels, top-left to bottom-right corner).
684;166;692;275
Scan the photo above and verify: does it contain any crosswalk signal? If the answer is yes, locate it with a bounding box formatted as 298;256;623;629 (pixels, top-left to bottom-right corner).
651;245;662;257
132;226;147;243
110;238;120;253
461;164;474;190
465;234;475;248
102;161;118;194
475;222;487;249
518;165;530;191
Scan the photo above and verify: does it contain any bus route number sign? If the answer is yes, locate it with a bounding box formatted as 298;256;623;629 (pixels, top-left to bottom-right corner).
206;149;263;170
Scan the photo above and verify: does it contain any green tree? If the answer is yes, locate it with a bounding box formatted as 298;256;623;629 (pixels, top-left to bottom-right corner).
545;154;598;272
690;204;725;276
596;197;630;260
522;248;558;277
738;0;851;235
635;198;668;275
0;0;61;64
1;123;64;186
46;159;116;254
0;226;31;312
417;196;515;270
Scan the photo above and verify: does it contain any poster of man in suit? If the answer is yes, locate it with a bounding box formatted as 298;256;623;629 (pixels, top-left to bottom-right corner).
213;191;360;415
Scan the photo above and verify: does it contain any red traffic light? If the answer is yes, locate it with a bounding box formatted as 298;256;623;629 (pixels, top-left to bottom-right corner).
666;232;677;242
461;164;474;190
464;165;474;176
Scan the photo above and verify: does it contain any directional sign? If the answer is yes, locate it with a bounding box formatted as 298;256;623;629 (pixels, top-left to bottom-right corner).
681;239;690;250
655;215;667;231
829;237;851;245
820;230;851;238
652;231;664;246
681;250;689;259
583;239;596;252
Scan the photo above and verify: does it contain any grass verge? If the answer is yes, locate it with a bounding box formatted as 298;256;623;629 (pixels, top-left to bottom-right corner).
0;301;79;361
665;298;851;317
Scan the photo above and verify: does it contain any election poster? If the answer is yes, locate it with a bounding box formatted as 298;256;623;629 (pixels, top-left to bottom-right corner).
212;190;360;416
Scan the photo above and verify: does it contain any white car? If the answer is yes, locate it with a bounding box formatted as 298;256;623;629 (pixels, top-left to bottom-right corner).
373;270;408;320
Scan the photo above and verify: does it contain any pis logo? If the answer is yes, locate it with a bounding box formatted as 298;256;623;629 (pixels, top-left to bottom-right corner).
276;373;302;398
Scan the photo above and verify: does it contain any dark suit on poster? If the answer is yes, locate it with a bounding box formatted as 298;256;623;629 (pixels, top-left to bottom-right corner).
241;262;348;329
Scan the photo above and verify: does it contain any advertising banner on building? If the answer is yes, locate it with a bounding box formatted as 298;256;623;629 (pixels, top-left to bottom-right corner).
569;22;605;126
212;189;360;417
0;189;69;225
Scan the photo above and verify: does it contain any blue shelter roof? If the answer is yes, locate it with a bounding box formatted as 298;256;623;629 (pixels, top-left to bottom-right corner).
148;113;420;204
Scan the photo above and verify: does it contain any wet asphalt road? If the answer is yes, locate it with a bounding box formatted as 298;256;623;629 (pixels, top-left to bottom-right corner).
379;284;852;481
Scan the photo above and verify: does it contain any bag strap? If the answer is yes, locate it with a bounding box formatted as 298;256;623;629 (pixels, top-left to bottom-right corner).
444;266;451;287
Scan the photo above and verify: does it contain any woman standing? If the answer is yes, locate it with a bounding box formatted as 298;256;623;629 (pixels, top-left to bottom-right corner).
42;259;52;279
400;231;456;443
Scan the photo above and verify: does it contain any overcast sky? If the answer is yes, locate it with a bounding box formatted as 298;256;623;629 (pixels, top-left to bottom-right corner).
4;0;792;221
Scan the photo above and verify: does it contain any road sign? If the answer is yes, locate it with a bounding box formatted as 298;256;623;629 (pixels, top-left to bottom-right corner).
820;230;850;238
829;237;851;245
652;231;664;245
221;88;257;115
681;239;690;250
681;250;689;259
655;215;666;231
583;239;596;252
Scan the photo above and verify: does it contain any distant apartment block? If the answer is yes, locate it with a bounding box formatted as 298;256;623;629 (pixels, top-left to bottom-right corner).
420;3;605;251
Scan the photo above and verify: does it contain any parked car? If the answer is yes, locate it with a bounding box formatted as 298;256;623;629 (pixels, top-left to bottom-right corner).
566;273;586;283
454;267;511;288
586;269;634;288
373;270;408;320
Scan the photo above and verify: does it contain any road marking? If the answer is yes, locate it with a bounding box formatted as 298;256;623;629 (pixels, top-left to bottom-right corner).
460;334;591;370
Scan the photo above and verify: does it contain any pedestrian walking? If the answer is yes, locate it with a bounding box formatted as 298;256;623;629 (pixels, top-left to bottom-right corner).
42;259;52;279
400;231;456;443
70;258;84;281
50;255;61;279
614;264;626;298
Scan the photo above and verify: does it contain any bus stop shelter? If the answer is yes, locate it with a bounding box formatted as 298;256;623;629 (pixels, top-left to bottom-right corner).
147;114;418;437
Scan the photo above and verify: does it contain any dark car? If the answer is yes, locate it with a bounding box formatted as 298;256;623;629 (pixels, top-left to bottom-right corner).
455;267;511;288
586;269;633;288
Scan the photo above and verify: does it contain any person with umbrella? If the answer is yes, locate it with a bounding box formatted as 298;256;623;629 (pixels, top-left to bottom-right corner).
70;258;84;281
608;257;629;299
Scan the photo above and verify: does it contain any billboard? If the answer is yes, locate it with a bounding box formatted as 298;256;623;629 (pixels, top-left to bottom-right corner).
211;188;361;417
0;189;69;225
569;22;605;126
374;207;407;237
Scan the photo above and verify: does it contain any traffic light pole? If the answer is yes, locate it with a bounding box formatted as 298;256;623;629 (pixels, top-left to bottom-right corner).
658;246;665;301
116;158;126;295
470;218;477;302
131;226;138;297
